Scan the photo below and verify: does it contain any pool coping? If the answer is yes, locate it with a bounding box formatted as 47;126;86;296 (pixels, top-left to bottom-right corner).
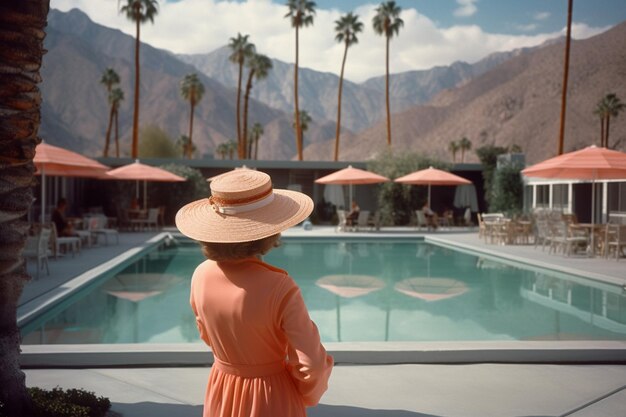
19;341;626;367
18;230;626;366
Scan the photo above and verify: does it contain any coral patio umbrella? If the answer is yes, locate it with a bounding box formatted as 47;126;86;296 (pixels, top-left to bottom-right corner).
522;145;626;253
394;277;469;302
315;165;389;207
106;160;186;210
34;141;110;222
394;167;471;209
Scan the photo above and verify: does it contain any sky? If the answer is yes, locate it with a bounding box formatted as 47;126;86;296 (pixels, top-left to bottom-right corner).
51;0;626;82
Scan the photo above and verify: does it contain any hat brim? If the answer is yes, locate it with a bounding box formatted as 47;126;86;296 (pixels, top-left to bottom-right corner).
175;189;314;243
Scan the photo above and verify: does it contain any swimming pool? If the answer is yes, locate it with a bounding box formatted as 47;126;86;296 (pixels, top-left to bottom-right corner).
20;238;626;344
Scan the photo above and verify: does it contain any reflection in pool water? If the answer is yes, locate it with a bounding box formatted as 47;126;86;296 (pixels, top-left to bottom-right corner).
20;239;626;344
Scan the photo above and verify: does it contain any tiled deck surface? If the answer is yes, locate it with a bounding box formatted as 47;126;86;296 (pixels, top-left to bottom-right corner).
20;226;626;417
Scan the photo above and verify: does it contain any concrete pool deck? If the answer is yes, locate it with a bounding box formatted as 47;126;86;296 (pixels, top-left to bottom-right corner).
19;226;626;416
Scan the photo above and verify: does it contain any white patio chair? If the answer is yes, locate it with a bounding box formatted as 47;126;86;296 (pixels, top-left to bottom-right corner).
415;210;428;231
23;227;51;279
48;222;81;258
354;210;370;232
335;210;348;232
130;208;159;231
88;216;119;245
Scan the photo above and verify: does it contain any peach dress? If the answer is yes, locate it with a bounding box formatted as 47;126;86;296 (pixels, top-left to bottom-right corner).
190;257;334;417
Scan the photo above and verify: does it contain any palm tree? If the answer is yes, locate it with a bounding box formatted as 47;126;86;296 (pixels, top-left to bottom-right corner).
448;141;459;163
180;73;205;159
110;87;125;157
100;68;120;157
242;53;272;159
0;1;49;414
593;99;607;147
459;137;472;162
285;0;316;161
557;0;573;155
228;33;255;158
333;12;363;161
120;0;159;159
251;122;264;160
293;110;312;153
602;93;625;148
177;134;196;158
227;140;238;159
216;143;229;160
373;1;403;148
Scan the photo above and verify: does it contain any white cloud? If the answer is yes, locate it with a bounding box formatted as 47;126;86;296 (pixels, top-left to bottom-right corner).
50;0;610;83
534;11;551;21
453;0;478;18
516;23;538;32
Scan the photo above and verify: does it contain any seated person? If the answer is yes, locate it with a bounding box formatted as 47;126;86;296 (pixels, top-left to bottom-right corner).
346;200;360;226
422;201;439;229
51;198;76;237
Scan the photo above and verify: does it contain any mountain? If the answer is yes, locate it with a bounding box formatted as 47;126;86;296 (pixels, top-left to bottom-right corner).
305;22;626;163
178;44;540;134
40;9;333;159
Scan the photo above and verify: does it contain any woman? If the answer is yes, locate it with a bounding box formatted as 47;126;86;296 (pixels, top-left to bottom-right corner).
175;170;333;417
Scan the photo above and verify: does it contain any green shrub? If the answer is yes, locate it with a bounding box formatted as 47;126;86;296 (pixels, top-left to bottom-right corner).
490;163;524;215
475;145;509;210
0;387;110;417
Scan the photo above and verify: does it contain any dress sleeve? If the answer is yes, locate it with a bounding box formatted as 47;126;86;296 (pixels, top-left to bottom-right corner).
190;272;211;347
278;278;334;407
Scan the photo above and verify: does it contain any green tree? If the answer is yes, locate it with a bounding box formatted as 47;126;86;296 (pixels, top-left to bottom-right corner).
491;163;524;215
216;143;229;160
226;140;237;159
459;137;472;162
475;144;509;210
109;87;125;158
149;164;208;225
595;93;625;148
285;0;316;161
228;33;255;158
180;73;205;159
138;125;178;158
242;53;272;159
333;12;363;161
120;0;159;159
251;122;264;160
100;68;120;157
0;1;49;414
293;110;312;151
448;141;459;163
176;134;196;158
372;1;403;148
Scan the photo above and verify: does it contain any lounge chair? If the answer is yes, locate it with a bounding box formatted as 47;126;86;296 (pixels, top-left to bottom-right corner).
354;210;370;232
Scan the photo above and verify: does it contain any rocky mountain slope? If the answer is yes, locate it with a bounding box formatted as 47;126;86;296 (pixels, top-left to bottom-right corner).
305;22;626;163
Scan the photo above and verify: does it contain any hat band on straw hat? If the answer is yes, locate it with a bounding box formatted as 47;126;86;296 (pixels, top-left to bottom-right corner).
209;187;275;215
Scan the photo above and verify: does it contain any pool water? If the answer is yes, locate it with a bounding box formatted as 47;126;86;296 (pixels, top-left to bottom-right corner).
20;239;626;344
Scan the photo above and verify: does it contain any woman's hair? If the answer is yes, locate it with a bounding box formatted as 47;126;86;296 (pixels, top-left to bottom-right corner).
199;233;281;261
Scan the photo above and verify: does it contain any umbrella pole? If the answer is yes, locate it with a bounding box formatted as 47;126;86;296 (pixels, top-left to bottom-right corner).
428;184;432;208
143;180;147;211
349;184;353;207
41;168;46;223
591;180;596;256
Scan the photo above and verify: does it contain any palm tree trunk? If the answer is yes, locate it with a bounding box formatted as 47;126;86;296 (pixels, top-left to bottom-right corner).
188;101;195;159
334;42;348;161
131;15;141;159
0;1;49;415
294;26;303;161
385;34;392;147
557;0;573;155
114;109;120;157
104;104;114;157
605;115;611;148
236;62;243;158
242;70;254;159
599;118;604;147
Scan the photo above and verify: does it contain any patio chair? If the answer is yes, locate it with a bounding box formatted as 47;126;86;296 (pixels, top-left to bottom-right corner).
88;216;119;245
335;210;347;232
47;222;81;258
548;221;588;256
415;210;428;231
130;208;159;231
354;210;370;232
368;211;381;231
23;227;51;279
604;224;626;260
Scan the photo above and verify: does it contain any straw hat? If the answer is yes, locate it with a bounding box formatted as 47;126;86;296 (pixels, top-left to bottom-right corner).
175;170;313;243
